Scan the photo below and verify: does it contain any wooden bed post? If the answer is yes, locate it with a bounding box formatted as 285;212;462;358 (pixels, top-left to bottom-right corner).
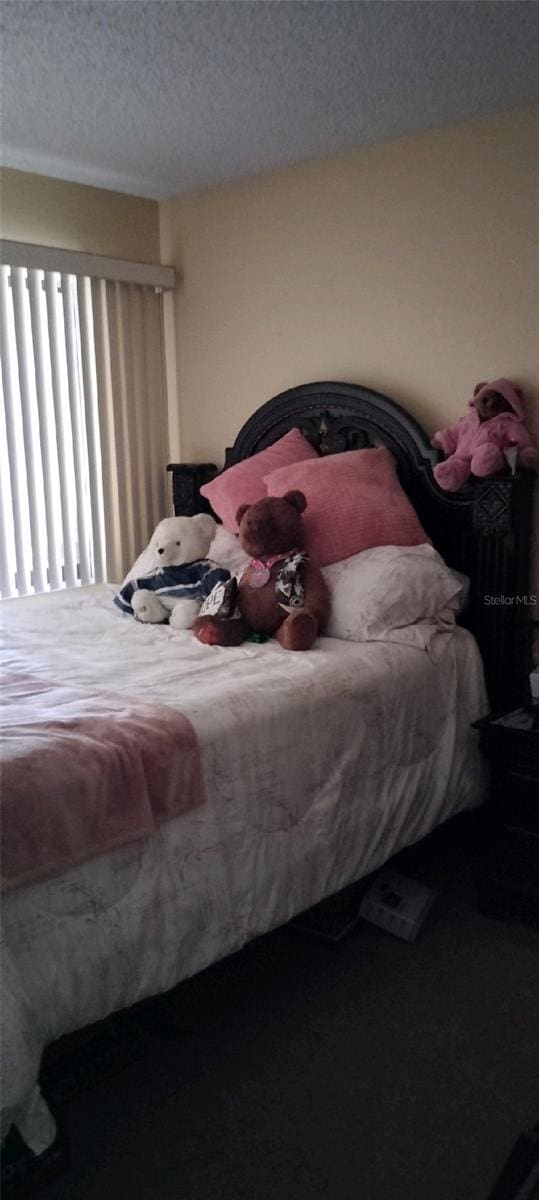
470;472;535;715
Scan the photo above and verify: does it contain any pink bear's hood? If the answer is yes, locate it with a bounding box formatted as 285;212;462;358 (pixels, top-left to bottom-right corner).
469;379;524;420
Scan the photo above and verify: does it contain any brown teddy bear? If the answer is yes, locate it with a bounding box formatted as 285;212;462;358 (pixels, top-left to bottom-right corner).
193;490;330;651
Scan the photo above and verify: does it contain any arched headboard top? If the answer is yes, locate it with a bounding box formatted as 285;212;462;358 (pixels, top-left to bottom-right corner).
227;379;439;476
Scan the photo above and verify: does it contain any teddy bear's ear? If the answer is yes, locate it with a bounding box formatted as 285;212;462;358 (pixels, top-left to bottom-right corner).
192;514;216;541
235;504;250;525
283;489;307;514
474;382;488;396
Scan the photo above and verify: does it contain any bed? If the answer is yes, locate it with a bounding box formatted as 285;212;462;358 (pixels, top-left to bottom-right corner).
1;380;534;1155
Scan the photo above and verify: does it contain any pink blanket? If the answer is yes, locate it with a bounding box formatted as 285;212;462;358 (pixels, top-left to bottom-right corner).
1;668;206;891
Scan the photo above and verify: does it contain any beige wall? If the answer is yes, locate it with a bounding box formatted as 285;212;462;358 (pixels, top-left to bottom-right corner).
160;103;539;589
1;168;160;262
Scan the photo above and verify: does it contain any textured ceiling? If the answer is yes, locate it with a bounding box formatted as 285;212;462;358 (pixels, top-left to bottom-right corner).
2;1;538;200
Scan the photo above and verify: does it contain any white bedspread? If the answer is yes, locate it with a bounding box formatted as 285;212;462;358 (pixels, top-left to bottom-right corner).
1;586;488;1150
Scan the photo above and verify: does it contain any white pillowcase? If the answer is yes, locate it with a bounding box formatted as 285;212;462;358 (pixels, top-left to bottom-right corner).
121;544;156;588
322;544;464;659
207;524;250;577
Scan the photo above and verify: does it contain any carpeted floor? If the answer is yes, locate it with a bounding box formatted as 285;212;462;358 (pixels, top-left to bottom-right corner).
12;819;539;1200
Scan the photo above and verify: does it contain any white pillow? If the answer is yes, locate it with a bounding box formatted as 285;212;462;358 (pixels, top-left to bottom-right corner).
207;524;250;577
322;544;463;659
121;544;156;588
451;569;470;612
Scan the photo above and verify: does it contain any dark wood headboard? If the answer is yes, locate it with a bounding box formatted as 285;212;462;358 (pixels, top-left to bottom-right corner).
169;380;535;715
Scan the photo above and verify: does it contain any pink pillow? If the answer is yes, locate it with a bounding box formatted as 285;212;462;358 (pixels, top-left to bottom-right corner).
200;427;318;532
264;446;429;567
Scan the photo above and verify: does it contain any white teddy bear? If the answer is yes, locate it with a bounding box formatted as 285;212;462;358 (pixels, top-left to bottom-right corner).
114;514;230;630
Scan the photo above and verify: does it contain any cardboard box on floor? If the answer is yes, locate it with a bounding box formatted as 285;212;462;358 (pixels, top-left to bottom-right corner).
359;869;437;942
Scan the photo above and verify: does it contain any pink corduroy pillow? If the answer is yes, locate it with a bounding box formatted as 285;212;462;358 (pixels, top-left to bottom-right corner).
200;427;318;532
264;446;429;567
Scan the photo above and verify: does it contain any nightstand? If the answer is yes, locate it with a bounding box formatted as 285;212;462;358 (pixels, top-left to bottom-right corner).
474;707;539;925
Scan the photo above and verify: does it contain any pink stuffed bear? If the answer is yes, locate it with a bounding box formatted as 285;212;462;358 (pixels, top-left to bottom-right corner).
432;378;538;492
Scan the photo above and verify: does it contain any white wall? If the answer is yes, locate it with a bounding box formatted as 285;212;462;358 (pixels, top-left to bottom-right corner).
2;168;160;261
160;103;539;589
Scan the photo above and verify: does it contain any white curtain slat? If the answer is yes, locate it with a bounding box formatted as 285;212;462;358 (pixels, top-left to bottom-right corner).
143;287;161;528
154;288;167;523
61;273;92;585
153;287;167;524
77;276;106;583
127;284;152;548
133;286;156;540
44;272;78;589
119;285;143;555
143;286;167;528
91;277;123;584
27;269;63;590
10;267;47;592
0;443;15;597
0;267;31;595
106;282;136;571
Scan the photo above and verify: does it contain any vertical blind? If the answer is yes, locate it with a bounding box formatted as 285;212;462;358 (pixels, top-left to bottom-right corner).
0;265;167;597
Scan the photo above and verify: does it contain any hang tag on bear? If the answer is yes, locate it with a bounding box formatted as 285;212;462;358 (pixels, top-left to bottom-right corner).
249;566;271;588
199;576;241;619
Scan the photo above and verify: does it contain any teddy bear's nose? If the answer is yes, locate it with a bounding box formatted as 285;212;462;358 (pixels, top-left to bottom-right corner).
158;548;164;555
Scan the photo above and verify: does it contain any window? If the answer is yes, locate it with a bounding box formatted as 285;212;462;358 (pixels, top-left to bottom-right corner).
0;266;104;596
0;246;172;597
